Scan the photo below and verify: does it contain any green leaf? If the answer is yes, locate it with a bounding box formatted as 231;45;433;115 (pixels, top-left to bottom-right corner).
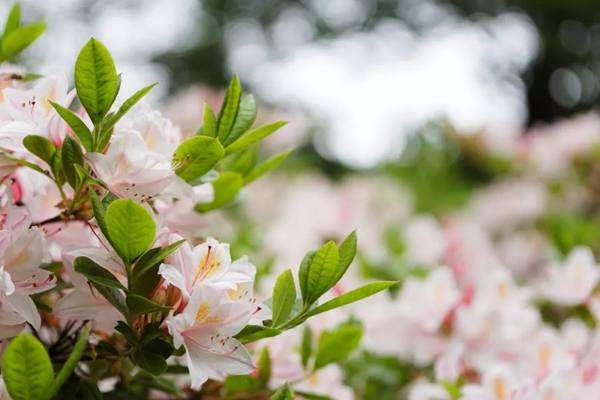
195;171;244;213
172;136;224;182
133;240;186;283
74;164;108;190
92;283;128;317
225;121;287;155
2;334;53;400
201;102;217;137
22;73;42;82
140;339;173;361
4;4;21;37
271;269;297;327
74;38;118;124
131;257;161;298
244;148;293;185
313;325;362;370
22;135;55;165
298;251;316;306
98;82;158;152
140;322;166;343
258;347;271;388
270;382;294;400
2;154;50;177
50;101;93;152
217;75;242;143
126;294;171;316
106;199;156;264
223;94;257;146
88;188;111;242
228;146;259;176
51;147;66;187
224;375;259;394
1;22;46;62
304;281;397;318
301;325;312;369
115;321;139;344
74;256;127;291
331;231;357;284
235;325;282;344
43;323;91;400
61;135;84;189
296;392;332;400
302;242;339;305
132;349;167;377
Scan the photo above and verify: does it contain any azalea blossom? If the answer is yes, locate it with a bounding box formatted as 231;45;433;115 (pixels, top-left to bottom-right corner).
0;72;76;146
539;246;600;306
166;285;255;389
86;130;191;201
159;236;251;299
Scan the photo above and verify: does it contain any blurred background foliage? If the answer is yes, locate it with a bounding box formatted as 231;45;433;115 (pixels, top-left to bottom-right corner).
155;0;600;124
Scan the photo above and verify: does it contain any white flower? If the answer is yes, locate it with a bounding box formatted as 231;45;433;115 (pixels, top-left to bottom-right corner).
402;215;447;267
539;246;600;306
86;130;191;201
166;285;255;389
159;237;251;299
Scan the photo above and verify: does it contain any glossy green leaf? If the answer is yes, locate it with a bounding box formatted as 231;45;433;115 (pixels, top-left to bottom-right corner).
313;325;362;370
61;135;84;189
223;94;257;146
74;256;127;290
195;171;244;213
74;164;108;189
235;325;282;344
133;240;186;283
271;269;296;327
74;38;118;124
2;334;53;400
270;382;294;400
106;199;156;263
244;148;293;185
298;251;316;306
88;188;111;242
225;121;287;155
126;294;171;316
98;82;158;152
22;135;55;165
305;281;396;318
4;4;20;37
217;75;242;142
43;323;91;400
132;349;167;377
302;242;339;305
115;321;139;344
140;322;166;343
330;231;357;285
201;102;217;137
51;147;66;186
92;283;128;317
1;22;46;61
3;154;50;177
49;101;93;152
228;146;259;176
172;136;224;182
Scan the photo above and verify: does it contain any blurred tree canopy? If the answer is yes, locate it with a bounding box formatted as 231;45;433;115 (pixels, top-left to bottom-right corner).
155;0;600;126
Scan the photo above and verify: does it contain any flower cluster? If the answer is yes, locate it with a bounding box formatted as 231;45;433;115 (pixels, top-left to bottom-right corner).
0;15;383;399
203;111;600;400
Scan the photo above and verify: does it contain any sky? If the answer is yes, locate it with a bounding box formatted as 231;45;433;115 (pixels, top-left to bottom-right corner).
4;0;539;168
